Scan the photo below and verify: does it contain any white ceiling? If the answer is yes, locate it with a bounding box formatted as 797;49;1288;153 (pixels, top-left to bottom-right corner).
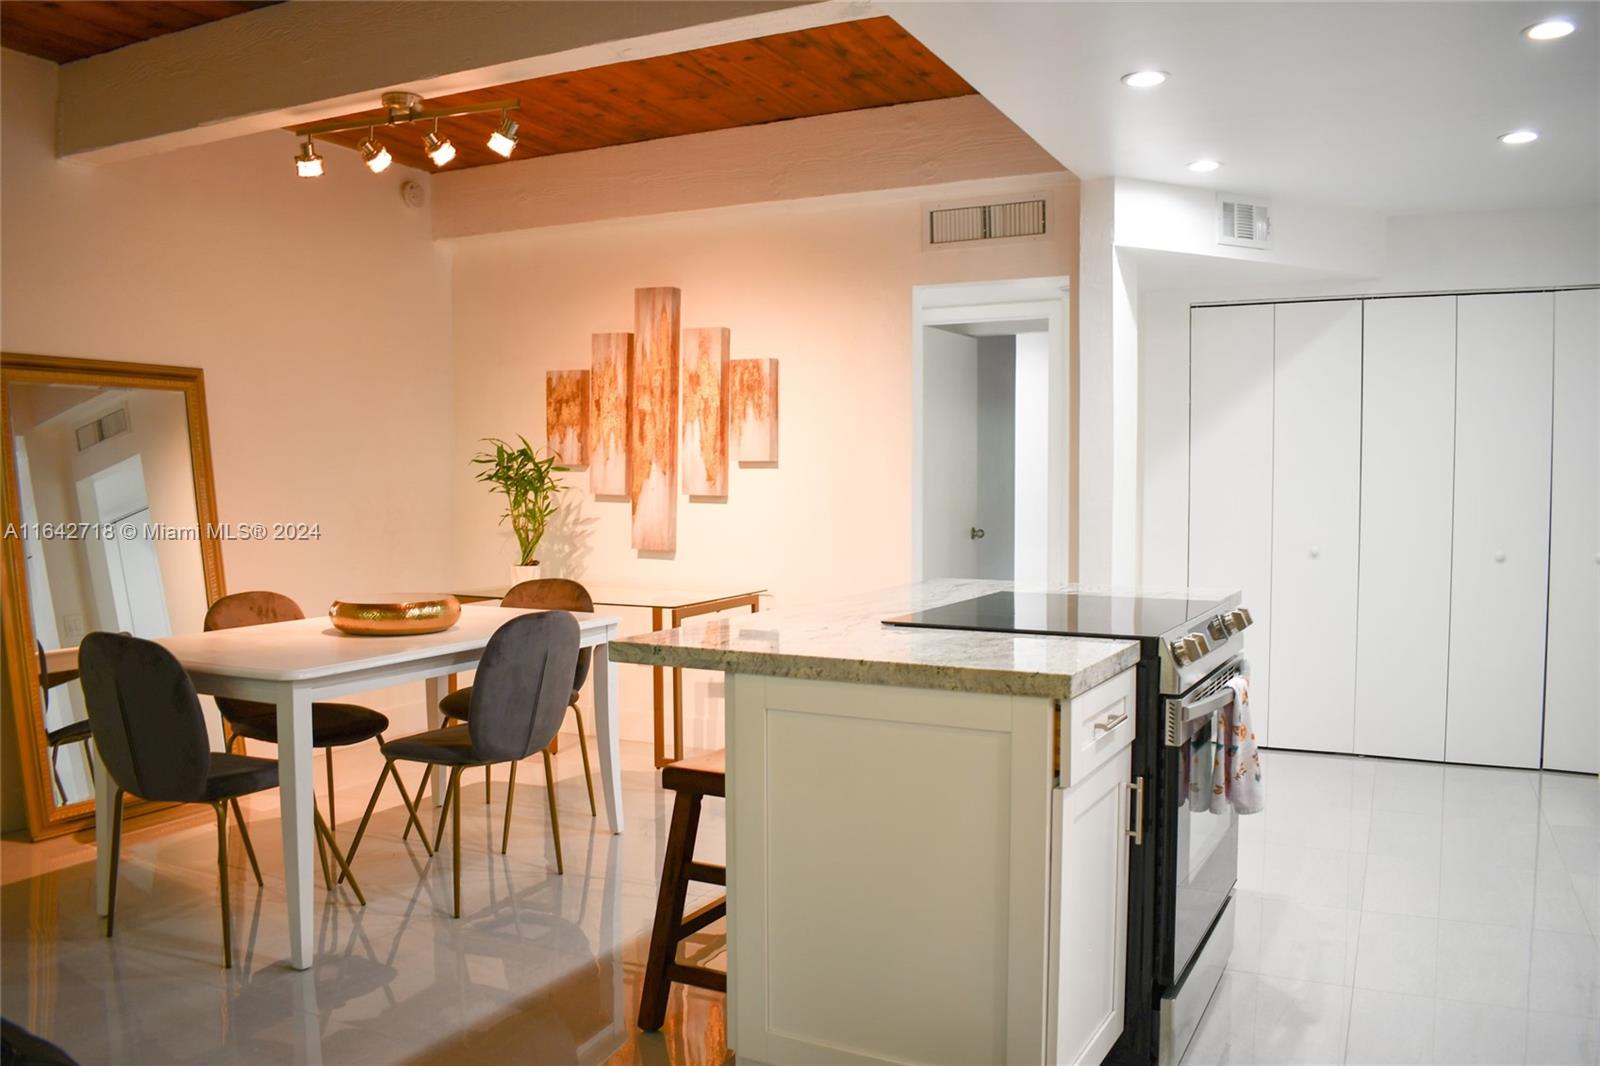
884;1;1599;215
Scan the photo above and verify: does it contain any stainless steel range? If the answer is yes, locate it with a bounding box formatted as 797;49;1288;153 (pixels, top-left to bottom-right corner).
882;589;1255;1066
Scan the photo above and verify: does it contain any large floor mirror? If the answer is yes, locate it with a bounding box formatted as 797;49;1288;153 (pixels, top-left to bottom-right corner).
2;354;225;840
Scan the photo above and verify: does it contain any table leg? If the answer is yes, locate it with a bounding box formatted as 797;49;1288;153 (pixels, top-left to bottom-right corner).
651;607;666;768
276;685;315;970
424;673;448;805
593;640;625;833
93;740;114;917
670;609;686;764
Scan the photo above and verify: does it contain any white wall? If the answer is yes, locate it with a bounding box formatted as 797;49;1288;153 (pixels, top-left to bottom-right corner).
1;49;455;828
1134;201;1600;588
448;176;1078;744
1013;331;1050;590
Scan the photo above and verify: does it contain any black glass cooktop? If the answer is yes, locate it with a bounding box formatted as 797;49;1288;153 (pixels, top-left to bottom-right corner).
882;591;1227;640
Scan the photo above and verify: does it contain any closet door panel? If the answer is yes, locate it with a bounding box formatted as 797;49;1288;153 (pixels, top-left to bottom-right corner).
1354;297;1456;760
1544;288;1599;773
1268;301;1363;753
1189;304;1276;739
1446;292;1553;769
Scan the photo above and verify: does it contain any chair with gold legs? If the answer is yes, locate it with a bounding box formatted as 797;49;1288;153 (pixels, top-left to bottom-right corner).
79;631;364;968
346;611;579;917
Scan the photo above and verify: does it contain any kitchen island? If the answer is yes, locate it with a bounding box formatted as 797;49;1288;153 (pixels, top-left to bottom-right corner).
610;580;1144;1066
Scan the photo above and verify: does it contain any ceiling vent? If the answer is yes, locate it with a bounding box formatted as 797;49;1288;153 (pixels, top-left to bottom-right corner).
1217;193;1272;249
929;198;1047;245
75;406;130;451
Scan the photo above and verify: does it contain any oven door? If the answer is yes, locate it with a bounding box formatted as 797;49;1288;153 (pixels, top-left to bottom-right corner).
1159;657;1244;987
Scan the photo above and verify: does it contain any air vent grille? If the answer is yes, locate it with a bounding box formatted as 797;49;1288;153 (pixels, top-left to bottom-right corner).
929;199;1047;245
1217;195;1272;249
75;406;129;451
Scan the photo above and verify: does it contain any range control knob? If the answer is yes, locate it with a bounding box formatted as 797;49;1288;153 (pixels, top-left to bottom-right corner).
1225;607;1254;633
1171;640;1194;666
1207;617;1230;642
1183;633;1210;660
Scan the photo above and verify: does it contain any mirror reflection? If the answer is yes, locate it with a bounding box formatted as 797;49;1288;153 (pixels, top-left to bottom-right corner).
10;382;207;806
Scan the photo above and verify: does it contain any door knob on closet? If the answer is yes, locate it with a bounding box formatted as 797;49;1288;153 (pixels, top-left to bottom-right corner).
1494;550;1507;563
970;527;986;540
1309;547;1321;559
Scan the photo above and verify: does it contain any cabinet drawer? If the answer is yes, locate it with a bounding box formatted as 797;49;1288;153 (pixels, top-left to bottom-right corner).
1061;668;1136;788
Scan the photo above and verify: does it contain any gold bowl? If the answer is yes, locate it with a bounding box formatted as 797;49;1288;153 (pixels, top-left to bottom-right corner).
329;594;462;636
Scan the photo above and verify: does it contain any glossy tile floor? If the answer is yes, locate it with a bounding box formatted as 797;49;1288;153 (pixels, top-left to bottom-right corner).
0;733;731;1065
1184;750;1600;1066
4;742;1594;1066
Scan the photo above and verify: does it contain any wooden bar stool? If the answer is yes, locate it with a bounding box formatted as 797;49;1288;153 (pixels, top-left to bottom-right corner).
638;749;727;1031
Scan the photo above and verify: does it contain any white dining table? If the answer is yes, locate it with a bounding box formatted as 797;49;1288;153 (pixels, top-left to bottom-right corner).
75;603;624;970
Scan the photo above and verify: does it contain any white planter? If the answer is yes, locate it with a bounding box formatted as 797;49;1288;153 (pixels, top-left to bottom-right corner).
512;562;542;586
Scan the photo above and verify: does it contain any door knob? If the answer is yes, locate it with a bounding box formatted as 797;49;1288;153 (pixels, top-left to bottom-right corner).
970;527;986;540
1309;547;1321;559
1494;550;1506;563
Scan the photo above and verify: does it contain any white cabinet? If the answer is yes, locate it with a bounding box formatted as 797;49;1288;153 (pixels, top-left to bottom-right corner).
1048;746;1131;1066
1544;288;1600;773
1446;292;1555;769
1189;304;1276;740
1268;301;1363;753
1354;297;1457;760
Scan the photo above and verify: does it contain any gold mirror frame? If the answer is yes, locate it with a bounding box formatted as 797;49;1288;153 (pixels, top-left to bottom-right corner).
1;353;226;840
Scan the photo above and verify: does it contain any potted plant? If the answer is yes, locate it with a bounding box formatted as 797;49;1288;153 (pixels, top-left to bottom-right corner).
471;435;566;583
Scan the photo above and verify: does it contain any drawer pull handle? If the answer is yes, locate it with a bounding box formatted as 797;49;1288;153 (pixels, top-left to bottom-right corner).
1094;710;1129;733
1128;777;1146;846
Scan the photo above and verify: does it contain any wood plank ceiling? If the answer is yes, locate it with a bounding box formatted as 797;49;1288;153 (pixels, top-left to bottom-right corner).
294;16;976;173
0;1;278;64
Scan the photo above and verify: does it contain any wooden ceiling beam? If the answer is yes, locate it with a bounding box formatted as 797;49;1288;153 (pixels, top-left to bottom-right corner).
56;0;861;163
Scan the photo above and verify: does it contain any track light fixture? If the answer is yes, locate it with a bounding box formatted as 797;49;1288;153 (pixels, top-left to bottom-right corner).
487;113;520;158
290;91;518;178
423;119;456;168
294;137;323;178
358;128;392;174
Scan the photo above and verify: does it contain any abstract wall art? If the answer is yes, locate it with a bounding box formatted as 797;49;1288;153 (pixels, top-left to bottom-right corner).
680;326;729;497
545;370;590;468
729;358;779;464
590;332;632;496
629;286;681;551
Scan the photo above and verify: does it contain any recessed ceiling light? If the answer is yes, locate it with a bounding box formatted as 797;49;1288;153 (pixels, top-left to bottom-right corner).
1524;18;1576;40
1499;129;1540;145
1121;70;1168;88
1188;158;1222;173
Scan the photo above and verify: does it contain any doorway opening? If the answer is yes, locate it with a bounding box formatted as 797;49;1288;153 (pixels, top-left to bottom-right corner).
912;278;1071;587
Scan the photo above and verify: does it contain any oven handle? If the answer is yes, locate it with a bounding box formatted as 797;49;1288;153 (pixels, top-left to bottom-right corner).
1163;657;1247;747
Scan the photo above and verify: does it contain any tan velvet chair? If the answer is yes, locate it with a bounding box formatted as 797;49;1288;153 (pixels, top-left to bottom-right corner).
204;591;397;882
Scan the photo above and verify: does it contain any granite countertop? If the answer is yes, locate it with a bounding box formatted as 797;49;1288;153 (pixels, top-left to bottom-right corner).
607;579;1149;701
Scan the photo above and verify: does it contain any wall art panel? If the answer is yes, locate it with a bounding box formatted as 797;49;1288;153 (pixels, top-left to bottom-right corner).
681;326;730;497
590;332;632;495
546;369;590;468
729;358;779;464
630;287;681;550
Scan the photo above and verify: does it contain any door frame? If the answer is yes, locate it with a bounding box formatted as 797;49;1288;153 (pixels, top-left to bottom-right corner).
911;277;1072;587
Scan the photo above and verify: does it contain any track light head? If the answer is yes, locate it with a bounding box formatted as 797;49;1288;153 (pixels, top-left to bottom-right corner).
294;138;323;178
359;132;392;174
487;115;519;158
423;121;456;167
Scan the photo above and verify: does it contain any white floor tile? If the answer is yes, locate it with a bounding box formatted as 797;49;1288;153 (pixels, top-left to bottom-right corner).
1431;998;1528;1065
1252;976;1352;1066
1256;899;1360;986
1538;775;1600;831
1262;845;1366;909
1439;855;1538;928
1435;919;1533;1009
1372;762;1446;819
1528;929;1600;1019
1182;971;1257;1066
1534;866;1596;935
1369;810;1446;860
1354;912;1439;996
1345;987;1434;1065
1554;827;1600;880
1525;1011;1600;1066
1364;852;1442;919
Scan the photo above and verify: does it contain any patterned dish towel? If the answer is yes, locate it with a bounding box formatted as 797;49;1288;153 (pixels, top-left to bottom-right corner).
1218;674;1263;815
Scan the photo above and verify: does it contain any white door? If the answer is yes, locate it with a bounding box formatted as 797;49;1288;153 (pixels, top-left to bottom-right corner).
1447;292;1554;769
1268;301;1362;753
1189;305;1276;738
922;327;980;578
1544;288;1599;773
1049;751;1130;1066
1354;297;1457;760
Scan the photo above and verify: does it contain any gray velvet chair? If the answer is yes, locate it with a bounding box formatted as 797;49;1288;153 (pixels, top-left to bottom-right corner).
204;591;393;881
78;631;364;968
432;578;597;824
344;611;579;918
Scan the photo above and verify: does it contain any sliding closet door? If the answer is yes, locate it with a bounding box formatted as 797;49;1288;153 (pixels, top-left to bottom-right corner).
1268;301;1362;753
1189;304;1275;739
1354;297;1456;760
1544;288;1599;773
1446;292;1554;768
